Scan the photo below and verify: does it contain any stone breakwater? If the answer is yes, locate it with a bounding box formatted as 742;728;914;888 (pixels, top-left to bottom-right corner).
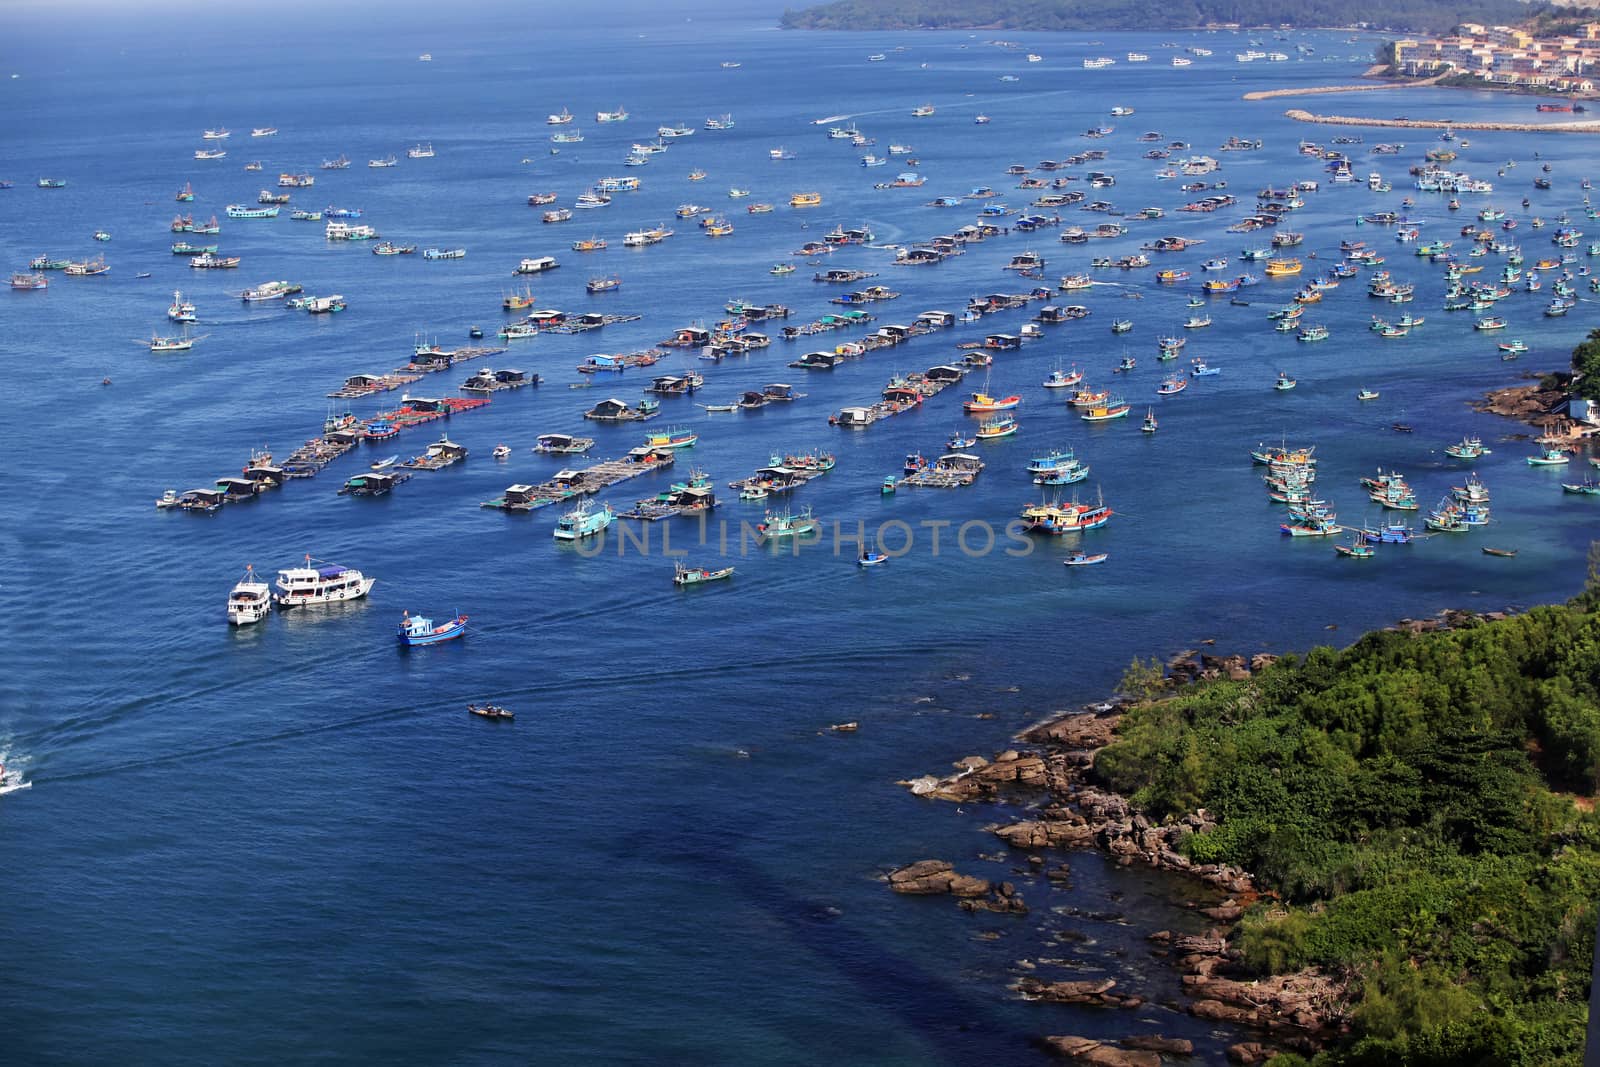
1283;107;1600;134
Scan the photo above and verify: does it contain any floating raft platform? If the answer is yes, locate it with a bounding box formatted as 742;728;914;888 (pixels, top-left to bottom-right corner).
481;448;676;511
327;371;424;399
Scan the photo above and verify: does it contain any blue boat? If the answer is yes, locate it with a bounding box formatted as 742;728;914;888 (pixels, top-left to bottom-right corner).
397;611;468;646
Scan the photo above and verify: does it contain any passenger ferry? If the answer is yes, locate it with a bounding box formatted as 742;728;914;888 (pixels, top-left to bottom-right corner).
273;557;376;607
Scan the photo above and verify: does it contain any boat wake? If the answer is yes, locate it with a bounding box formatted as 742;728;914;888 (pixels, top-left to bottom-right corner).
0;744;32;795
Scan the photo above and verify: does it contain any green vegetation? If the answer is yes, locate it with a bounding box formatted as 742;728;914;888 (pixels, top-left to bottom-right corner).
1571;327;1600;402
779;0;1542;36
1095;584;1600;1065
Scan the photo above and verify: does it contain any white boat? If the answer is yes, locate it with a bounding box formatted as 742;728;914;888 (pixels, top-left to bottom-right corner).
407;143;435;158
227;565;272;625
273;557;376;607
547;108;574;125
251;127;277;137
203;128;230;140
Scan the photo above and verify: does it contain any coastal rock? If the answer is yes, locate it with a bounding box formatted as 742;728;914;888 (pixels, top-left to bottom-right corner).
1041;1036;1160;1067
1016;976;1117;1003
947;874;992;898
888;860;958;894
1227;1042;1277;1065
1121;1035;1194;1055
955;755;989;771
1023;711;1122;749
1202;904;1245;922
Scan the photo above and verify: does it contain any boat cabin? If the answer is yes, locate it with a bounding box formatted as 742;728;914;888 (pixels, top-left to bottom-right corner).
498;484;542;510
340;472;401;497
410;350;455;370
515;256;560;274
242;465;286;488
649;375;696;395
984;333;1022;350
178;487;227;512
834;406;877;428
666;326;711;347
916;310;956;328
790;351;844;369
925;364;964;384
739;391;769;409
536;433;593;453
895;248;944;265
763;383;799;401
877;323;914;344
584;397;642;421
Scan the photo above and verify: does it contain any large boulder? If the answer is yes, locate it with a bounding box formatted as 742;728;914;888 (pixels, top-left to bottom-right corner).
1041;1036;1160;1067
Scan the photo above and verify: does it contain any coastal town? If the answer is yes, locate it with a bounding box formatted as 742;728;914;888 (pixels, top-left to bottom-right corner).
1390;19;1600;94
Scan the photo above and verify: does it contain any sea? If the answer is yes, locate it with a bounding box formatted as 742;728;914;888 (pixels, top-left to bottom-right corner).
5;2;1598;1061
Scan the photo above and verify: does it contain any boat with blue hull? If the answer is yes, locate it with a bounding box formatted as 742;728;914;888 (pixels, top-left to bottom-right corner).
397;611;467;646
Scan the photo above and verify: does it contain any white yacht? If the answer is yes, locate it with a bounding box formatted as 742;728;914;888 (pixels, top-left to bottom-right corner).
227;565;272;625
273;557;376;607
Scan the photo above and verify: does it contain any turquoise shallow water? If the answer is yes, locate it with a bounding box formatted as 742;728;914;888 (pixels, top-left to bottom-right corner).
4;4;1597;1061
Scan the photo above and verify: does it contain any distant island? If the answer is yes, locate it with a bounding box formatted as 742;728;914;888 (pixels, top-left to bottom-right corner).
780;0;1544;36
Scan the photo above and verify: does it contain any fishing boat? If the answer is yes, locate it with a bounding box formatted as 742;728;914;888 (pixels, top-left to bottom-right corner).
1444;435;1489;460
226;565;272;625
963;391;1021;414
1475;316;1507;331
1274;371;1297;391
225;204;278;219
948;430;976;450
1333;534;1376;559
251;127;277;137
881;476;898;495
1561;479;1600;495
770;264;795;275
397;611;467;647
1481;547;1518;557
468;704;514;720
407;143;435;158
1264;258;1302;277
1189;360;1221;377
674;562;734;586
1156;375;1188;395
1141;408;1157;433
1063;552;1109;566
10;272;47;290
369;155;398;168
274;557;376;606
373;241;415;255
857;551;889;567
1042;366;1083;389
553;499;615;540
789;192;822;208
645;426;698;450
757;506;818;539
975;413;1018;439
1298;325;1329;343
1528;447;1571;466
1080;397;1131;422
148;331;199;352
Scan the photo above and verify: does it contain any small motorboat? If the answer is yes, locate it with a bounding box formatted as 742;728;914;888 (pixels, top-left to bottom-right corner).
1357;388;1379;401
881;476;897;495
948;430;976;449
1063;552;1108;566
371;454;399;470
468;704;515;720
492;444;512;459
1481;547;1518;557
858;552;889;567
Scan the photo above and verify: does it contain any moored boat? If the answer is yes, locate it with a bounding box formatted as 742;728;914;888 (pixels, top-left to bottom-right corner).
274;557;376;606
226;565;272;625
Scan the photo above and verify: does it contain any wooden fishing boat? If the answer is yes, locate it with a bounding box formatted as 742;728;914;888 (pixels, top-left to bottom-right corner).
397;611;467;647
674;562;734;586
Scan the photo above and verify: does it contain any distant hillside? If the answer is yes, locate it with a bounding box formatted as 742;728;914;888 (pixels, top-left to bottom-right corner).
779;0;1546;35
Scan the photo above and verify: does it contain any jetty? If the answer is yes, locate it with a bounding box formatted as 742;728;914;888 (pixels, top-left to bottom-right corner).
481;448;675;511
1283;108;1600;135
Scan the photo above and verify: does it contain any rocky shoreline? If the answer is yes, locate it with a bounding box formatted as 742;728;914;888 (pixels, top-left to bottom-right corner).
1472;377;1571;427
884;616;1519;1063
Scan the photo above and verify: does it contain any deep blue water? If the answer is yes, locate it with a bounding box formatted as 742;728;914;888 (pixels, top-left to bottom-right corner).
5;6;1599;1062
